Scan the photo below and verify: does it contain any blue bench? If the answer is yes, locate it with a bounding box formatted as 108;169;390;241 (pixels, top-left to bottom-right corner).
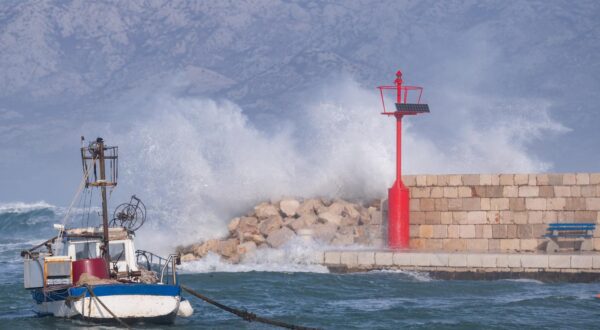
545;223;595;252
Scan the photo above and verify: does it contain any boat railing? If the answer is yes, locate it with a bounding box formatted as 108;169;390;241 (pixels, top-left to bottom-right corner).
135;250;180;285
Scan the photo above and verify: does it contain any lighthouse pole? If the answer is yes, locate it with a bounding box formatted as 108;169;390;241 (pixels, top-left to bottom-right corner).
378;70;430;250
388;72;410;249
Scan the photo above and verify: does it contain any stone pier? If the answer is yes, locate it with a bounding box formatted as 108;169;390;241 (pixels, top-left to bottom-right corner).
178;172;600;282
318;250;600;282
400;173;600;252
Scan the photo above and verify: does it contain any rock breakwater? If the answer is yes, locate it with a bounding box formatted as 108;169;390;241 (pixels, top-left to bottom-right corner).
177;198;384;263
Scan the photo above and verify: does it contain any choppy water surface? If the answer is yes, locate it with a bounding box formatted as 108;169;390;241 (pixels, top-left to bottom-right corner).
2;203;600;329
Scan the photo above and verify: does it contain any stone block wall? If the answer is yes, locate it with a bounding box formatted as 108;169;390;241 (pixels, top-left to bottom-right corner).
400;173;600;252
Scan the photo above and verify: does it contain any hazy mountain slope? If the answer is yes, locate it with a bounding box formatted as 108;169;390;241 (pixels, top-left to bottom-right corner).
1;0;599;203
2;1;597;110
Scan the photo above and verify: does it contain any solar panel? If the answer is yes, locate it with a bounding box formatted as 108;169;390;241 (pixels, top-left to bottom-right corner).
394;103;430;113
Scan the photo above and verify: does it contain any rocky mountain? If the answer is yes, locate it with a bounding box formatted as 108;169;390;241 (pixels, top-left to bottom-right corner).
1;0;599;203
2;1;598;112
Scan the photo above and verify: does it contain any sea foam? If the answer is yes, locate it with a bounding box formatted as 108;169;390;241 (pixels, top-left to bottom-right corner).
180;238;330;274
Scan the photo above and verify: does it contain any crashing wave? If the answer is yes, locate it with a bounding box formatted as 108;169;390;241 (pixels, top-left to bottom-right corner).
180;238;329;274
0;201;55;214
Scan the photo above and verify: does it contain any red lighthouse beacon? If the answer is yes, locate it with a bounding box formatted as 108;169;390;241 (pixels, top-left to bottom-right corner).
378;70;430;249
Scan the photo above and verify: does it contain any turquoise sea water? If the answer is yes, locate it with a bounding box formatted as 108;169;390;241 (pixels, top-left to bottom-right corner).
2;204;600;329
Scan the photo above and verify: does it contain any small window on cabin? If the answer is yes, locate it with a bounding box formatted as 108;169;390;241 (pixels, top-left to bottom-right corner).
75;242;98;260
110;243;126;262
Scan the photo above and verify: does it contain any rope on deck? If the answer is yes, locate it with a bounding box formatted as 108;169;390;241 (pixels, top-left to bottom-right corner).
83;284;131;329
180;284;319;330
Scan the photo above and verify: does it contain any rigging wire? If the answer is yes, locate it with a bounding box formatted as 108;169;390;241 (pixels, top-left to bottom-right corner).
85;188;94;228
59;155;95;238
81;189;88;228
81;188;89;228
74;185;86;228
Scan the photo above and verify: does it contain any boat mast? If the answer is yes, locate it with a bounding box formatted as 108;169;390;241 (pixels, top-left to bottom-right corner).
80;137;118;275
97;138;111;273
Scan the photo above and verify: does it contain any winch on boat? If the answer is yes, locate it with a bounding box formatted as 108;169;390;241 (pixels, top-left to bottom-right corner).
21;137;193;325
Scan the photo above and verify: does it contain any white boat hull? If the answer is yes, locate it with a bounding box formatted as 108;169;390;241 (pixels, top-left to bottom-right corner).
72;294;180;320
31;284;186;324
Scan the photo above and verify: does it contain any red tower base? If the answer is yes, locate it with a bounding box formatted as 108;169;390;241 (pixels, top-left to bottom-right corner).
388;181;410;249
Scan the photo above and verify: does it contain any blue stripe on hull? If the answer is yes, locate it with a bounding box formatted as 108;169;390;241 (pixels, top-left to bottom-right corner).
69;283;180;298
31;284;180;304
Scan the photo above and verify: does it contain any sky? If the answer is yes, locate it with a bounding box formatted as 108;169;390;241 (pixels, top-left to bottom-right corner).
0;1;599;243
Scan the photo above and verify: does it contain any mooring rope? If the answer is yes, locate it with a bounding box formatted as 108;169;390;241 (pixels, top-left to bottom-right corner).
64;289;90;320
83;284;131;329
64;290;87;305
180;284;319;330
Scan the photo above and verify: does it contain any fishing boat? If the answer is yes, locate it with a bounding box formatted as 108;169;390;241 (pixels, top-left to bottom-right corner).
21;137;193;324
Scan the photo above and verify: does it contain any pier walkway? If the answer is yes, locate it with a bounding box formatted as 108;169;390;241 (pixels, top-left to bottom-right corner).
319;250;600;281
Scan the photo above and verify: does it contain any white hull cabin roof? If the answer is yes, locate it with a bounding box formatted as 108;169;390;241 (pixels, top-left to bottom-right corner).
65;227;133;241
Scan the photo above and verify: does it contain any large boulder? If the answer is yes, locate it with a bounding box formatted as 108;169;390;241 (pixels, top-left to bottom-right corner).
318;211;341;226
243;232;266;245
254;202;280;219
340;215;359;227
279;198;300;217
309;223;338;243
217;238;239;258
298;213;318;226
297;198;324;216
338;225;355;235
319;201;360;222
193;239;219;257
325;202;346;216
288;217;307;232
238;216;259;235
368;207;382;224
258;215;283;236
331;233;354;246
358;206;371;224
343;204;361;220
237;241;257;255
266;227;296;248
283;217;295;226
227;217;240;232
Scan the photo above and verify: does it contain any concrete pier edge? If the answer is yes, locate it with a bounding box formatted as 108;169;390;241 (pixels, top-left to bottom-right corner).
315;250;600;282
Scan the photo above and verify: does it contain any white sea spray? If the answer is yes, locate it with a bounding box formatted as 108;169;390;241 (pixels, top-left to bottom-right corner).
180;238;329;274
115;79;565;255
0;201;55;214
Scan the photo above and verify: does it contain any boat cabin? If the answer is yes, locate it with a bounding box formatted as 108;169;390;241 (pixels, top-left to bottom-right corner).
61;227;139;273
